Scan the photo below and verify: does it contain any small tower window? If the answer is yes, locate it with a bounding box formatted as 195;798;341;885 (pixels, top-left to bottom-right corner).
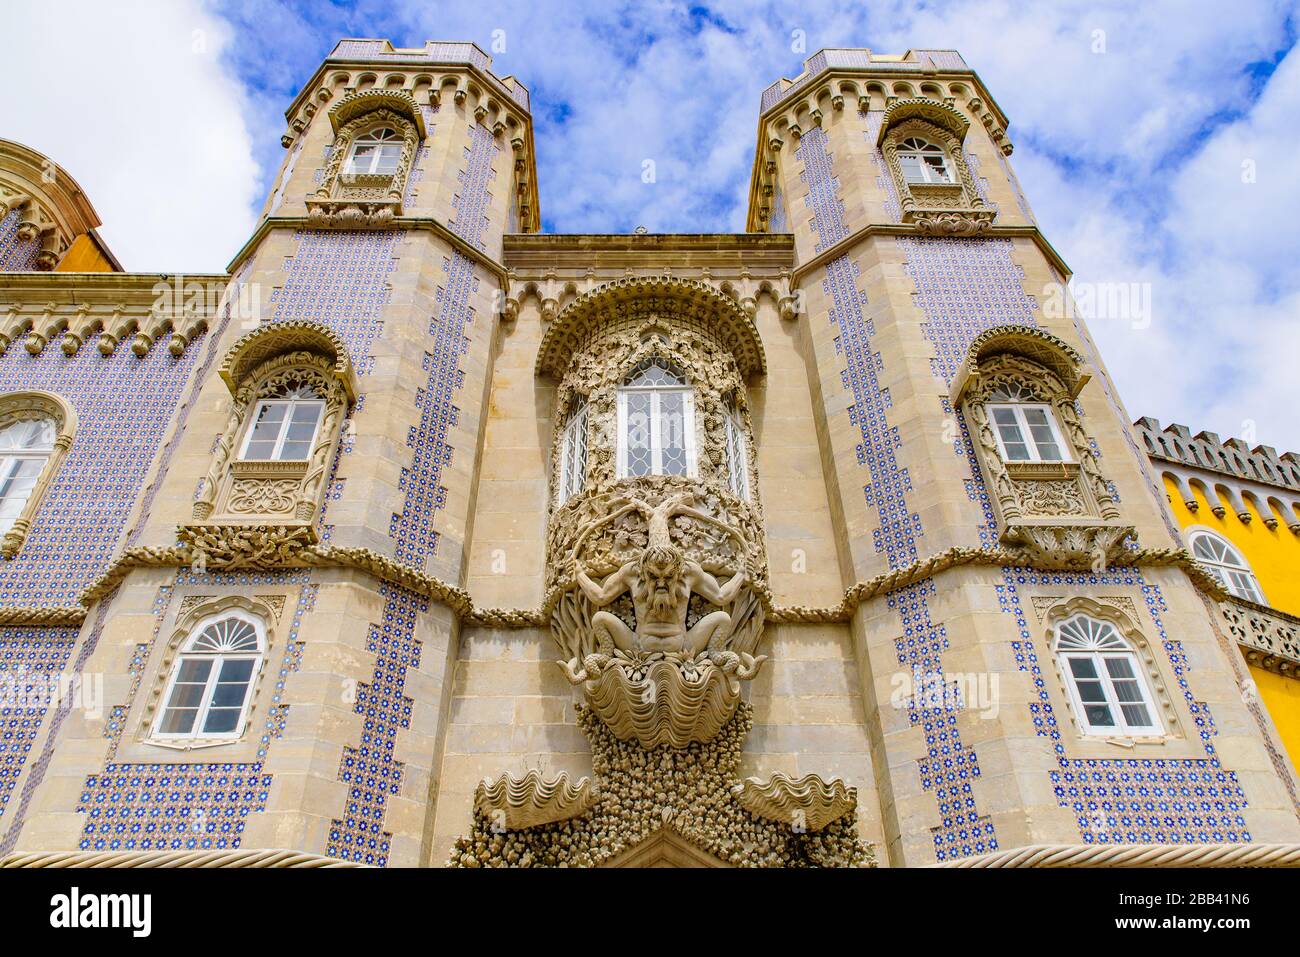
558;400;588;505
1190;531;1266;604
239;383;325;462
156;613;265;739
724;405;750;500
897;137;953;184
0;417;55;537
985;385;1068;463
345;127;403;175
1055;614;1161;736
617;359;695;478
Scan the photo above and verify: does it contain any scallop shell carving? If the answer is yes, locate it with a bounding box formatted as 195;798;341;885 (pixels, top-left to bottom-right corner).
474;770;598;831
731;773;856;833
575;653;766;749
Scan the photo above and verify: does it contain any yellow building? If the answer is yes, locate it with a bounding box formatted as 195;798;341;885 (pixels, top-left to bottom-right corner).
1137;417;1300;771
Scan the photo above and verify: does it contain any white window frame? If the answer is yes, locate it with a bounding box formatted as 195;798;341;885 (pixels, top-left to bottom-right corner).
0;418;54;536
897;137;953;184
558;401;588;505
1055;614;1162;737
343;127;403;176
238;396;324;462
1189;530;1266;604
153;611;266;741
724;408;750;500
616;367;696;479
987;402;1070;464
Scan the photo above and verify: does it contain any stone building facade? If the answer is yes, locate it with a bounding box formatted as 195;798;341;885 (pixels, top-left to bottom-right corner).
0;40;1297;868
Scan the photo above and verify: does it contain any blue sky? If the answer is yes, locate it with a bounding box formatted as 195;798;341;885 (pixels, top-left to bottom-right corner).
4;0;1300;450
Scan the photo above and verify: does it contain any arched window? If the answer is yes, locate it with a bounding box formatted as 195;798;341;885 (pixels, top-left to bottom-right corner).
155;613;265;739
724;403;750;500
1190;531;1266;604
1055;614;1160;735
617;359;695;478
0;416;55;536
986;383;1068;463
557;400;588;505
896;137;953;184
239;381;325;462
344;127;403;176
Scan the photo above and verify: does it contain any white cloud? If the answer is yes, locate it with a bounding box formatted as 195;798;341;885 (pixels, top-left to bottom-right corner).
0;0;259;272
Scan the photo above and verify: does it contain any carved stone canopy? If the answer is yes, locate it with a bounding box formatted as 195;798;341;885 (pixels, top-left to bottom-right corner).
328;89;428;138
951;324;1090;404
877;96;970;146
536;275;767;381
219;321;357;403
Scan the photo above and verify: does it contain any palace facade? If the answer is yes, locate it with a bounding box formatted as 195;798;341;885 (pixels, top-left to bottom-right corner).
0;40;1298;868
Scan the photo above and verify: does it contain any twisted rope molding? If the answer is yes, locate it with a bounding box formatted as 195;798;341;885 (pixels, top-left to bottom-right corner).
2;543;1228;631
0;848;364;868
934;842;1300;868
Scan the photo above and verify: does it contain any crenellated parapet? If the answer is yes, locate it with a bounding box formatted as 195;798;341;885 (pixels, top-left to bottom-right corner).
1136;416;1300;533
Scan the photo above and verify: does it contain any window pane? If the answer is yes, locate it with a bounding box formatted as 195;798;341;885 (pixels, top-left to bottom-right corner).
922;154;951;182
1084;703;1116;727
158;707;198;734
657;391;688;476
1119;702;1153;727
899;153;925;182
0;457;44;519
166;681;207;709
211;680;250;708
1104;656;1137;681
1023;408;1063;460
373;144;401;174
244;403;287;460
218;658;255;683
623;393;652;477
202;708;242;734
175;658;213;684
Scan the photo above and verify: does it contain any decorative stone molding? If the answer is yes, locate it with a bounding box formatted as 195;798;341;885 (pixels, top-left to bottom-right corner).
537;275;766;380
138;594;280;750
732;773;857;832
1;848;363;868
0;390;76;558
953;325;1129;567
178;523;319;569
306;93;424;228
1221;597;1300;676
450;704;872;868
877;103;994;236
474;770;598;830
187;323;354;545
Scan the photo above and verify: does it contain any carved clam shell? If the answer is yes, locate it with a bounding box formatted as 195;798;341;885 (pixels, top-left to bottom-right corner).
474;770;597;831
581;656;761;749
732;773;856;832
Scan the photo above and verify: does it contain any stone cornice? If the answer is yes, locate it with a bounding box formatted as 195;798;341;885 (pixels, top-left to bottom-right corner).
789;222;1073;285
1;848;363;868
0;271;229;303
41;540;1225;635
225;216;508;288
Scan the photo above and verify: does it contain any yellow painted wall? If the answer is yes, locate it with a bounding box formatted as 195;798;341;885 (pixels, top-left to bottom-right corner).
53;233;116;272
1165;475;1300;776
1163;475;1300;618
1249;665;1300;771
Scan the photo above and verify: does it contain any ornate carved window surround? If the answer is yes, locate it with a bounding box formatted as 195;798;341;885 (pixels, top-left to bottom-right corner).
1040;597;1191;757
952;325;1134;568
877;97;994;236
127;595;284;757
182;322;355;554
307;89;427;229
0;390;76;558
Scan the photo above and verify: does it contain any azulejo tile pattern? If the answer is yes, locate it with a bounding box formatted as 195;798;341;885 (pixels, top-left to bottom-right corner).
0;627;77;822
327;582;427;866
999;567;1250;844
0;332;208;606
896;234;1252;845
75;574;313;852
803;135;998;856
450;123;497;250
0;210;40;271
796;127;848;253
